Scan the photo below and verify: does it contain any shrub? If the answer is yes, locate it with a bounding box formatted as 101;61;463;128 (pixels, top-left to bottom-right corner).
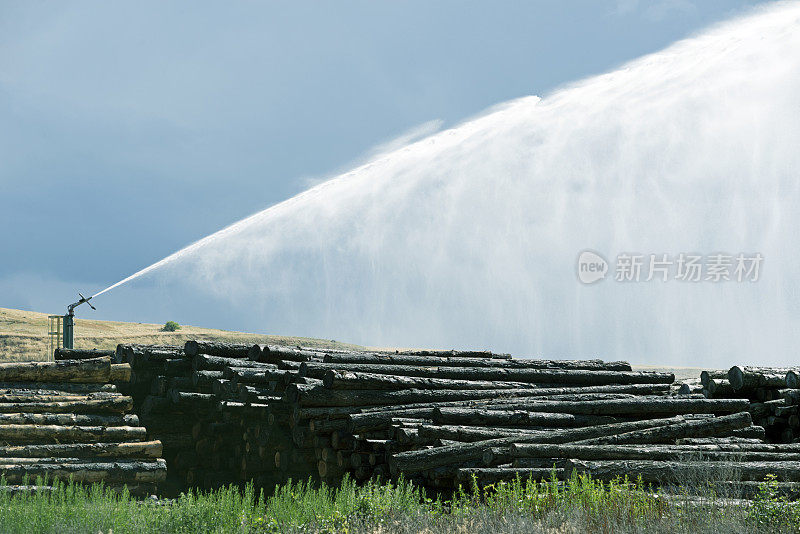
162;321;181;332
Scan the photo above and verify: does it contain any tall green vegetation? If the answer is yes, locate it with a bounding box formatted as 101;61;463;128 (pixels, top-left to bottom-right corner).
0;473;798;533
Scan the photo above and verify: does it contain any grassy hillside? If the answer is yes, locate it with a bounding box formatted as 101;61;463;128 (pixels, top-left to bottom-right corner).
0;307;363;362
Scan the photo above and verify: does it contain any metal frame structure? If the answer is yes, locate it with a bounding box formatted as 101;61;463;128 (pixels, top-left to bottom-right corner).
47;315;63;362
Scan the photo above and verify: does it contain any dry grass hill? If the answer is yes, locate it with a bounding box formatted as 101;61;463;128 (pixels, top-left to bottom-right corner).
0;307;363;362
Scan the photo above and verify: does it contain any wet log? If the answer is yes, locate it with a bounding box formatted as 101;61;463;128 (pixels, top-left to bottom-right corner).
0;382;117;394
322;353;631;371
574;412;752;445
728;366;791;390
389;416;688;475
415;424;548;443
260;345;321;364
700;370;728;387
0;357;112;383
111;364;131;382
0;459;167;484
706;379;737;397
288;384;544;407
54;348;114;360
0;440;162;459
0;397;132;414
0;413;138;427
478;397;749;416
432;408;616;428
192;370;223;388
323;370;538;391
566;459;800;483
184;340;251;359
0;424;146;443
169;390;214;411
192;354;277;372
301;362;671;385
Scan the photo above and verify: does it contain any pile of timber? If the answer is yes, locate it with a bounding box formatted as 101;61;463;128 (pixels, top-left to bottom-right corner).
701;366;800;444
0;356;166;495
117;341;798;496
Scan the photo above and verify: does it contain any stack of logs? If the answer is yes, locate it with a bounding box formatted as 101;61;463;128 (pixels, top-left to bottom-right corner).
700;366;800;444
114;341;800;497
0;355;166;495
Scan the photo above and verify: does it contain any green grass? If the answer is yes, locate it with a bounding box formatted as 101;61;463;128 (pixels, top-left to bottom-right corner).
1;473;799;533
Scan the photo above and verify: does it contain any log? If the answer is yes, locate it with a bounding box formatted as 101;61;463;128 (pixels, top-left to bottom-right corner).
700;370;728;387
0;413;138;427
707;379;737;397
432;408;617;428
288;384;672;408
728;366;791;390
0;459;167;484
111;364;131;382
193;354;277;372
566;459;800;483
0;357;112;383
322;354;631;371
0;440;162;459
479;397;749;416
416;424;549;443
54;348;114;360
0;382;117;394
301;362;672;385
169;390;214;411
288;384;547;407
261;345;321;363
573;412;752;445
323;370;538;391
192;370;223;388
0;424;147;443
0;397;132;414
389;416;689;475
184;340;251;359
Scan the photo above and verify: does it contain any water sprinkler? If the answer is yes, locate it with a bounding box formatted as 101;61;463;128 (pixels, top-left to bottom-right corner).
63;292;96;349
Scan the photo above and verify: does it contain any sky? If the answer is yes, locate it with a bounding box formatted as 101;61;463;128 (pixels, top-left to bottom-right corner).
0;0;772;330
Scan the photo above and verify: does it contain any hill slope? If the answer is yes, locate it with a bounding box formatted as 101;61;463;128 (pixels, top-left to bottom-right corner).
0;307;362;362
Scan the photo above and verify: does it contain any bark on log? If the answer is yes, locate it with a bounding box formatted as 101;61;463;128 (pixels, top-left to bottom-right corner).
389;416;688;475
416;424;550;443
192;354;277;372
432;408;617;428
0;413;138;427
0;440;162;459
288;384;673;408
0;424;146;444
54;348;114;361
301;362;672;385
322;354;631;371
0;397;132;414
728;366;791;390
0;357;112;383
0;382;117;394
0;459;167;484
184;340;251;359
574;412;752;445
478;397;749;416
566;459;800;483
700;370;728;387
261;346;320;364
110;364;131;382
323;370;538;391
